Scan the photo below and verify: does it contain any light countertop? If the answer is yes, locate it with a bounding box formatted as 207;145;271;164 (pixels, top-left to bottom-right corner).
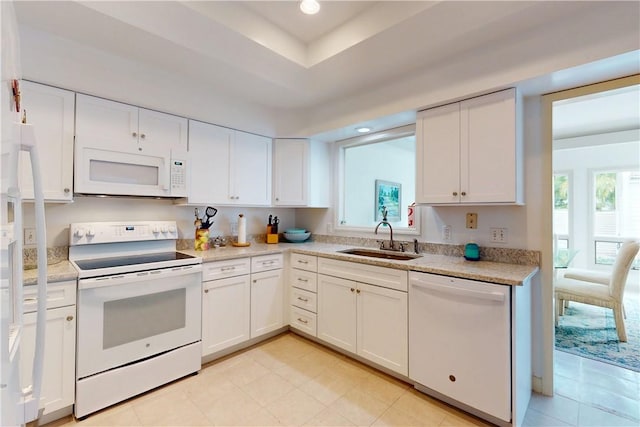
25;241;538;287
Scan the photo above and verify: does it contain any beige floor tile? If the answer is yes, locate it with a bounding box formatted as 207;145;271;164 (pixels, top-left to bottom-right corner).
391;390;448;426
304;407;356;426
224;356;272;387
241;372;296;406
358;371;409;405
274;356;328;387
198;387;263;426
528;393;580;426
299;369;360;406
132;389;210;426
439;410;494;427
185;375;243;412
372;406;425;426
266;388;326;426
237;407;285;426
247;346;297;371
329;387;390;426
74;402;142;427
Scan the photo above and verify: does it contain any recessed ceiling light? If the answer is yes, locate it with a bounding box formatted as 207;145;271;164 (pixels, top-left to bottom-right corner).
356;127;371;133
300;0;320;15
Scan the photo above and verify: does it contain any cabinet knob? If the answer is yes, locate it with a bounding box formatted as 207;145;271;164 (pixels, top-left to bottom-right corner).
132;132;137;138
461;191;466;196
140;133;146;139
66;315;74;322
253;280;257;283
64;188;70;193
356;289;361;294
452;192;458;196
276;198;279;201
449;375;456;382
350;288;355;292
204;289;209;293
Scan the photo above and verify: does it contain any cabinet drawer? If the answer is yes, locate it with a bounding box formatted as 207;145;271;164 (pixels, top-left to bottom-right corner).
290;269;317;293
290;253;317;272
202;257;251;281
23;280;76;313
318;257;408;292
290;306;317;336
251;253;283;273
291;287;317;313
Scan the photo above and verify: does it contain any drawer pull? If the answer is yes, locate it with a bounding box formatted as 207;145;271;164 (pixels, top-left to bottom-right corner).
66;315;74;322
24;297;37;303
297;260;309;264
297;297;309;302
297;318;309;324
297;278;309;283
262;260;276;266
220;266;236;272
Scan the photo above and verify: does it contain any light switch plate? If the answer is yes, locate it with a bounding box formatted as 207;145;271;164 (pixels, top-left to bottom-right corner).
466;213;477;229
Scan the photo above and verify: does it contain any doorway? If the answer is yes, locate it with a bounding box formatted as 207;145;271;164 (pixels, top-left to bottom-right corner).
544;75;639;393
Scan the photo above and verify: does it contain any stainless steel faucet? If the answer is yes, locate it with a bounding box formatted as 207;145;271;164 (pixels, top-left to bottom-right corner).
375;208;395;250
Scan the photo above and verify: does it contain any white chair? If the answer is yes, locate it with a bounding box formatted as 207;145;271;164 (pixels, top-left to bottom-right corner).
554;240;639;342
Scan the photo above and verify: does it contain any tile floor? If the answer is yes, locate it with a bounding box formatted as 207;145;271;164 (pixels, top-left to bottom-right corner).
44;333;639;427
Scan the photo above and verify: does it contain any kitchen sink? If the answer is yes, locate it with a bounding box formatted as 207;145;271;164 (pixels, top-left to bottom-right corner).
337;248;422;261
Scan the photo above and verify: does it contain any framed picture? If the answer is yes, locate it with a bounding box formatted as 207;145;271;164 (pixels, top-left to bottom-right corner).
375;180;401;221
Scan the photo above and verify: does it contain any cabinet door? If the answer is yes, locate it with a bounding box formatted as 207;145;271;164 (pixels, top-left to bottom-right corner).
232;131;272;206
202;275;250;356
138;108;188;154
273;138;308;206
20;305;76;416
75;94;138;153
187;120;233;204
416;103;461;204
460;89;517;203
250;269;283;338
317;274;356;353
19;82;74;201
357;283;408;375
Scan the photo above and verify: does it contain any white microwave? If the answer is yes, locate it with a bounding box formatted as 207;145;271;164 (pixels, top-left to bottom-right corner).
74;143;187;198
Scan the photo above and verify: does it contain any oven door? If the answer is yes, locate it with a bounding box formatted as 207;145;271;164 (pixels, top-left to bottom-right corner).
76;264;202;379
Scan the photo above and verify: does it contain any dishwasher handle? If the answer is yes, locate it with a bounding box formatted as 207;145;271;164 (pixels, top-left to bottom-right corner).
411;280;506;303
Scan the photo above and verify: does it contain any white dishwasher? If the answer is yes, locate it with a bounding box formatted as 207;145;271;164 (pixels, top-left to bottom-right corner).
408;271;511;423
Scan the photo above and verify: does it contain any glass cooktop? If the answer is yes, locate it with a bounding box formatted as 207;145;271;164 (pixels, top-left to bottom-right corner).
74;252;196;271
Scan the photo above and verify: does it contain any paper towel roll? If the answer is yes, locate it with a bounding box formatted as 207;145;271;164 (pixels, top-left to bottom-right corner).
237;214;246;244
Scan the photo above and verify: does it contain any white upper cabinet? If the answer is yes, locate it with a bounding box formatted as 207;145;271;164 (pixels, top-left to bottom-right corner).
273;138;330;207
188;120;272;206
416;88;523;205
19;81;74;201
75;94;187;155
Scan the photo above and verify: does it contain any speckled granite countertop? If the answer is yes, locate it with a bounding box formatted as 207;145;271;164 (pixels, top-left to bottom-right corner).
183;242;538;286
25;242;539;287
23;260;78;286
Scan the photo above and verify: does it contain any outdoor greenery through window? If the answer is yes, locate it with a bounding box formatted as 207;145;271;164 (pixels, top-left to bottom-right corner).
593;170;640;268
553;173;571;265
337;125;417;231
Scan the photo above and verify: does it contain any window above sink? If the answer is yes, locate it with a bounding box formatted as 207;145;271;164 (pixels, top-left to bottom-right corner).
335;124;420;235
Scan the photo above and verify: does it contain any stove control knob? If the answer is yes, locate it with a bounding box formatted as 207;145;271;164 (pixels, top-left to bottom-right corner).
74;228;85;238
152;226;160;234
86;228;95;237
161;225;169;233
168;225;177;234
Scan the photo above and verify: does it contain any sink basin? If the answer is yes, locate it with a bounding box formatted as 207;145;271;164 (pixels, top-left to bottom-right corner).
337;248;422;261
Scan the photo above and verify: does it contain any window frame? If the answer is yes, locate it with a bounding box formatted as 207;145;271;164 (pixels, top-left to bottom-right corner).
334;124;420;236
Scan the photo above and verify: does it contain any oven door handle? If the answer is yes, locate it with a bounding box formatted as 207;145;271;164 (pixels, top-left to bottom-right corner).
78;264;202;290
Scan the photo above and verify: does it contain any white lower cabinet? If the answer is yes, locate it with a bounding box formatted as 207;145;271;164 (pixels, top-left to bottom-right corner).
289;253;318;336
20;281;76;421
251;268;284;338
317;258;408;376
202;275;251;356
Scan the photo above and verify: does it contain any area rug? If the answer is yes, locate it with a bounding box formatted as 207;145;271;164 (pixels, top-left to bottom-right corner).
555;296;640;372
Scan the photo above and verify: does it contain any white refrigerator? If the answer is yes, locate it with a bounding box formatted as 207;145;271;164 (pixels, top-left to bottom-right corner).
1;1;49;426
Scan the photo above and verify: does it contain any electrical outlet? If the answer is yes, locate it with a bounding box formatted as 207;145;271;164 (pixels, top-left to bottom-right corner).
442;225;452;241
24;228;36;245
466;213;478;229
490;227;508;243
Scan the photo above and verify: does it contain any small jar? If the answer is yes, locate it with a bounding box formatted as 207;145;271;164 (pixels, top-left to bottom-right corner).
195;229;210;251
